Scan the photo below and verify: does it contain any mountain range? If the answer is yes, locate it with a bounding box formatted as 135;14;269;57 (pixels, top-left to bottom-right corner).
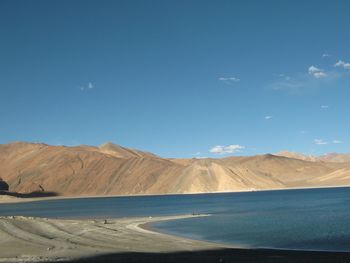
1;142;350;197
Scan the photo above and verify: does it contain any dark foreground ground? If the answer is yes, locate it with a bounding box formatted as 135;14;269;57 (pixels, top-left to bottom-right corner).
44;248;350;263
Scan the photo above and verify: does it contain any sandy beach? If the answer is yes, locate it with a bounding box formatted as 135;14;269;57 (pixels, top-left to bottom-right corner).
0;195;54;204
2;192;350;263
0;214;224;262
1;215;350;263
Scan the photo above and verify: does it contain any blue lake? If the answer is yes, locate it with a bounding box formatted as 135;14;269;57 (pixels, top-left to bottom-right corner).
0;187;349;252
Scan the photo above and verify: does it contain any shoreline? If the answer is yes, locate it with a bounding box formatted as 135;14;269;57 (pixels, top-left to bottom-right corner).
1;184;349;204
139;218;350;254
135;214;246;249
0;214;225;262
0;214;349;263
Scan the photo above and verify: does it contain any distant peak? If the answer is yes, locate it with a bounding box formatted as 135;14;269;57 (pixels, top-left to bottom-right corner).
275;151;316;161
5;141;49;148
99;142;156;159
99;142;120;148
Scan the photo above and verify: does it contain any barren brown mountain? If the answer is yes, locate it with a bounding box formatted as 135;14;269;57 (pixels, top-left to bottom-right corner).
276;151;350;163
1;142;350;197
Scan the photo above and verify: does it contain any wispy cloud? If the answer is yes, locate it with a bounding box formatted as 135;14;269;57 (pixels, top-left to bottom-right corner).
278;74;291;81
193;152;208;158
269;67;341;93
218;77;240;85
264;116;272;120
334;60;350;69
49;138;80;146
314;139;328;145
308;65;327;79
80;82;94;91
314;138;344;145
210;144;245;154
269;55;350;93
269;75;304;92
321;105;329;109
333;140;344;144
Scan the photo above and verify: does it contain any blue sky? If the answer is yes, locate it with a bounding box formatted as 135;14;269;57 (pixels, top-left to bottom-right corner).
1;0;350;158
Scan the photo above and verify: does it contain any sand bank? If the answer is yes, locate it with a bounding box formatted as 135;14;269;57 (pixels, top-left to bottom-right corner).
0;195;48;204
0;215;224;262
1;214;350;263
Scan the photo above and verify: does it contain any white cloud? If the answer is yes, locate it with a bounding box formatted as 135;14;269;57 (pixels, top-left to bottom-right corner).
314;139;343;145
218;77;240;85
313;72;327;78
314;139;328;145
308;66;320;73
218;77;240;82
308;66;327;78
264;116;272;120
210;144;245;154
334;60;350;69
278;74;291;81
270;70;342;93
333;140;344;144
270;60;348;93
321;105;329;109
322;53;330;58
270;77;305;92
80;82;94;91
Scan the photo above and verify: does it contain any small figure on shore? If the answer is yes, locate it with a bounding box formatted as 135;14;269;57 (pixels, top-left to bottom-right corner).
104;219;108;224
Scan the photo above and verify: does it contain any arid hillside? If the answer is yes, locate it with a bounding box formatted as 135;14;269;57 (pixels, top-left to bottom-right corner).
276;151;350;163
1;142;350;197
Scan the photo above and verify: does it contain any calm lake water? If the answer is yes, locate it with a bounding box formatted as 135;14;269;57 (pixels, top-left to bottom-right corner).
0;187;349;252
